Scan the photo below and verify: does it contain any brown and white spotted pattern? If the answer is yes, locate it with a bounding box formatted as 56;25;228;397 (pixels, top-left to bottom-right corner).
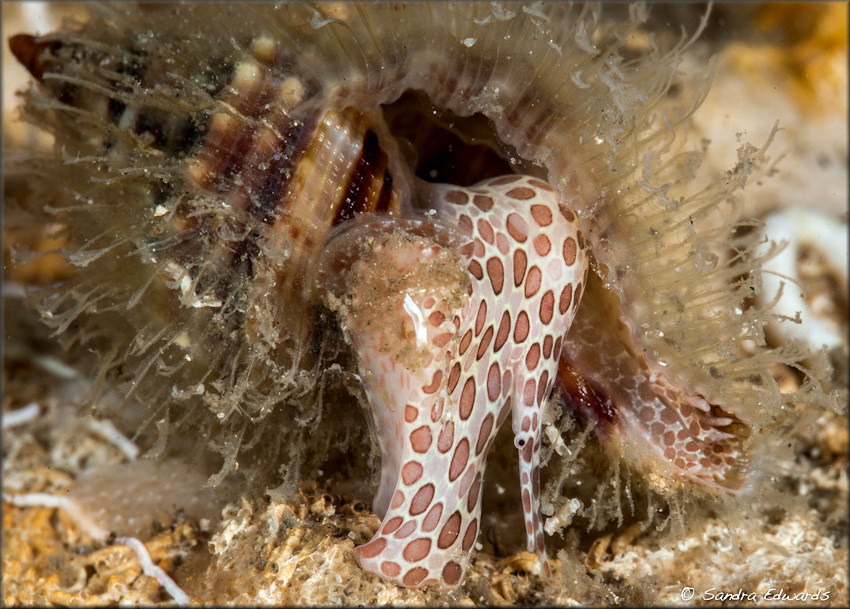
558;274;750;489
333;175;587;588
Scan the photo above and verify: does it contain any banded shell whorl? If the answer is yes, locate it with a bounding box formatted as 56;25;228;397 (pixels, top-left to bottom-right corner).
8;11;412;482
7;1;796;592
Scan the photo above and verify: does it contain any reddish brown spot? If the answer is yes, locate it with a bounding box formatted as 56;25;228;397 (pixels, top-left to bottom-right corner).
522;488;532;512
468;259;484;280
473;194;494;211
445;189;468;205
404;405;418;423
507;213;529;243
514;311;530;343
660;408;678;424
476;326;493;360
563;237;577;266
403;567;428;586
410;483;435;515
559;284;573;314
422;503;443;532
543;334;553;358
524;265;542;298
433;332;453;348
539;290;555;324
459;330;473;357
438;421;454;453
523;378;536;406
383;516;403;534
561;207;576;222
388;486;408;509
513;249;527;286
402;461;423;485
537;370;550;404
458;464;475;497
478;219;495;244
487;363;501;401
460;378;475;420
448;362;461;393
449;438;470;481
459;214;473;232
475;300;487;335
486;257;505;294
467;473;483;513
528;178;553;191
489;175;521;185
395;520;416;538
422;370;442;394
442;562;462;586
663;431;676;446
495;311;511;352
410;426;432;453
359;538;386;558
428;310;445;327
462;519;478;551
526;343;541;371
473;238;485;258
530;204;553;226
533;234;551;256
476;413;494;455
459;241;475;258
506;186;535;200
573;282;583;310
438;512;462;548
381;561;401;577
496;232;510;254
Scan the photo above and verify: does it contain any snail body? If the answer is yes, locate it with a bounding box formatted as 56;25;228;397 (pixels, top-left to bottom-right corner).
321;175;588;586
7;2;783;589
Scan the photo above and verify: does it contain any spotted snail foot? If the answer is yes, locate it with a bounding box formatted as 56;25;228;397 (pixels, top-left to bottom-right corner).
319;175;588;588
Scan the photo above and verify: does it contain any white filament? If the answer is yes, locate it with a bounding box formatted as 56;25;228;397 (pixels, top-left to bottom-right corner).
402;294;428;348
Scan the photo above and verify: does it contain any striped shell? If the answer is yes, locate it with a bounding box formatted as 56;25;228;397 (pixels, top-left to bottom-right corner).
6;2;795;590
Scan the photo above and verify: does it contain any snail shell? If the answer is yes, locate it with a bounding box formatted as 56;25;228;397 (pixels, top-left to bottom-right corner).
7;1;796;589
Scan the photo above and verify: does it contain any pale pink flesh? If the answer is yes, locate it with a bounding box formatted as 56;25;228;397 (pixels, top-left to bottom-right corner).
336;175;588;588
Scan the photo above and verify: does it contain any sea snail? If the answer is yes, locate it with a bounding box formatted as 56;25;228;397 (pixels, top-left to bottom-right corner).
8;3;763;591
